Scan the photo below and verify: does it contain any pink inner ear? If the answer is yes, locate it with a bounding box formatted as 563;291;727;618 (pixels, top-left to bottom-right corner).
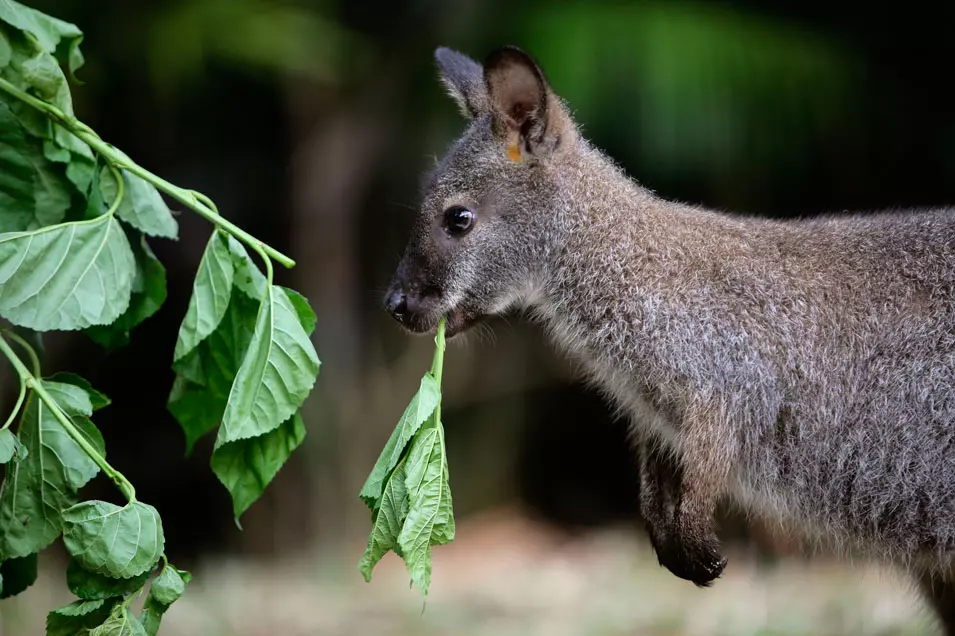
487;62;544;130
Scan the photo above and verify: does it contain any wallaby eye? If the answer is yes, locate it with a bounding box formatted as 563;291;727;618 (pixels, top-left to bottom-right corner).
444;205;475;235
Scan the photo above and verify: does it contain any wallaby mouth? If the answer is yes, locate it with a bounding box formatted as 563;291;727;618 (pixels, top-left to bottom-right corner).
384;285;479;338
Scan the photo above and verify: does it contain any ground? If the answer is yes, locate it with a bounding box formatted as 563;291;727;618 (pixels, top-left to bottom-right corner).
0;507;939;635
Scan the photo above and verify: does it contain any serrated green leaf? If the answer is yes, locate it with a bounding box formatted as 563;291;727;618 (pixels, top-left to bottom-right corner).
0;553;37;598
22;49;62;97
87;234;167;349
90;602;147;636
216;286;320;446
173;232;234;362
281;287;316;336
43;138;69;163
396;414;454;596
47;597;116;636
0;100;34;231
66;153;95;197
358;461;409;582
99;167;178;239
168;289;259;453
67;558;151;600
148;563;188;606
62;500;164;579
140;564;190;636
227;236;266;299
53;598;108;617
0;0;82;55
0;428;20;463
359;373;440;508
166;376;223;456
27;139;72;226
0;28;11;67
211;411;306;519
47;372;110;410
0;214;135;331
0;381;103;559
0;100;72;233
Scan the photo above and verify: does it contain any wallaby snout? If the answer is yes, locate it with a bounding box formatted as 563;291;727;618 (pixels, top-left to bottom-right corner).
383;255;443;334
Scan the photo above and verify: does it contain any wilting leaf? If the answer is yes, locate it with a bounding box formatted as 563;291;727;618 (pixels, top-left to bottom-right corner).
67;558;151;601
100;167;177;239
0;553;38;598
87;234;167;349
173;232;234;361
396;413;454;595
359;374;439;508
0;381;103;559
211;411;306;519
62;500;164;579
0;214;135;331
358;461;408;582
217;286;320;446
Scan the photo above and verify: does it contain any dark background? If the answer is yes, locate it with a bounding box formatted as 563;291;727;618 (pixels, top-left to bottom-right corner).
3;1;955;632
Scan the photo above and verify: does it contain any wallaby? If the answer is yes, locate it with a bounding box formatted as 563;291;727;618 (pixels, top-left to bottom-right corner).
384;45;955;633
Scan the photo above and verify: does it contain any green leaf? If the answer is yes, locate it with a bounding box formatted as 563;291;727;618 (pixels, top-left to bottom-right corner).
0;100;34;231
62;500;164;579
227;236;266;299
166;376;224;455
0;428;22;463
216;286;320;446
47;598;115;636
0;214;136;331
67;558;151;600
43;138;69;163
167;289;259;453
0;381;103;559
281;287;316;335
358;461;409;582
396;413;454;595
173;232;234;362
90;603;147;636
52;598;108;617
87;234;167;349
211;411;306;519
99;167;178;239
47;372;110;410
148;563;189;606
140;564;190;636
0;553;37;598
358;373;440;508
0;0;82;55
0;28;10;67
22;49;69;113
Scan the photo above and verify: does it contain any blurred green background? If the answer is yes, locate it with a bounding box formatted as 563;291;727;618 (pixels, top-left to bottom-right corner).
2;0;954;634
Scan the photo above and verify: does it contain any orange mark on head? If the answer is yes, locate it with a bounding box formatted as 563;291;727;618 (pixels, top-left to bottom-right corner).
506;142;521;162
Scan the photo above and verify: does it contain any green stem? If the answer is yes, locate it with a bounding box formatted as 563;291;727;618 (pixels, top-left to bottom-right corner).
0;77;295;269
1;377;26;432
0;333;137;502
430;317;447;422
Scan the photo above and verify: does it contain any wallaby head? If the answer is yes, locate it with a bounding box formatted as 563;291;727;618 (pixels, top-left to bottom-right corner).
384;46;576;337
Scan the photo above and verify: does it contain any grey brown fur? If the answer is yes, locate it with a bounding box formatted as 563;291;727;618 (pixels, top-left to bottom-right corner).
384;45;955;632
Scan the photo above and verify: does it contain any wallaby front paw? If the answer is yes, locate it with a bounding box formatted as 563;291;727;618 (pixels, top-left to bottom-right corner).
655;532;727;587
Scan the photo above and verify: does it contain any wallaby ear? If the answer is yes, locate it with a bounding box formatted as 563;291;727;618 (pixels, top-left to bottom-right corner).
483;46;559;161
435;47;488;119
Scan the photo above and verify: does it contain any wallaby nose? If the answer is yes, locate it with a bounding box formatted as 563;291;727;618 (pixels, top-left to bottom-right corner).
385;289;409;322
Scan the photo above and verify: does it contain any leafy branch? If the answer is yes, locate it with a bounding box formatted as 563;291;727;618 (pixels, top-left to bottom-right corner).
0;332;135;502
0;1;321;632
0;76;294;269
